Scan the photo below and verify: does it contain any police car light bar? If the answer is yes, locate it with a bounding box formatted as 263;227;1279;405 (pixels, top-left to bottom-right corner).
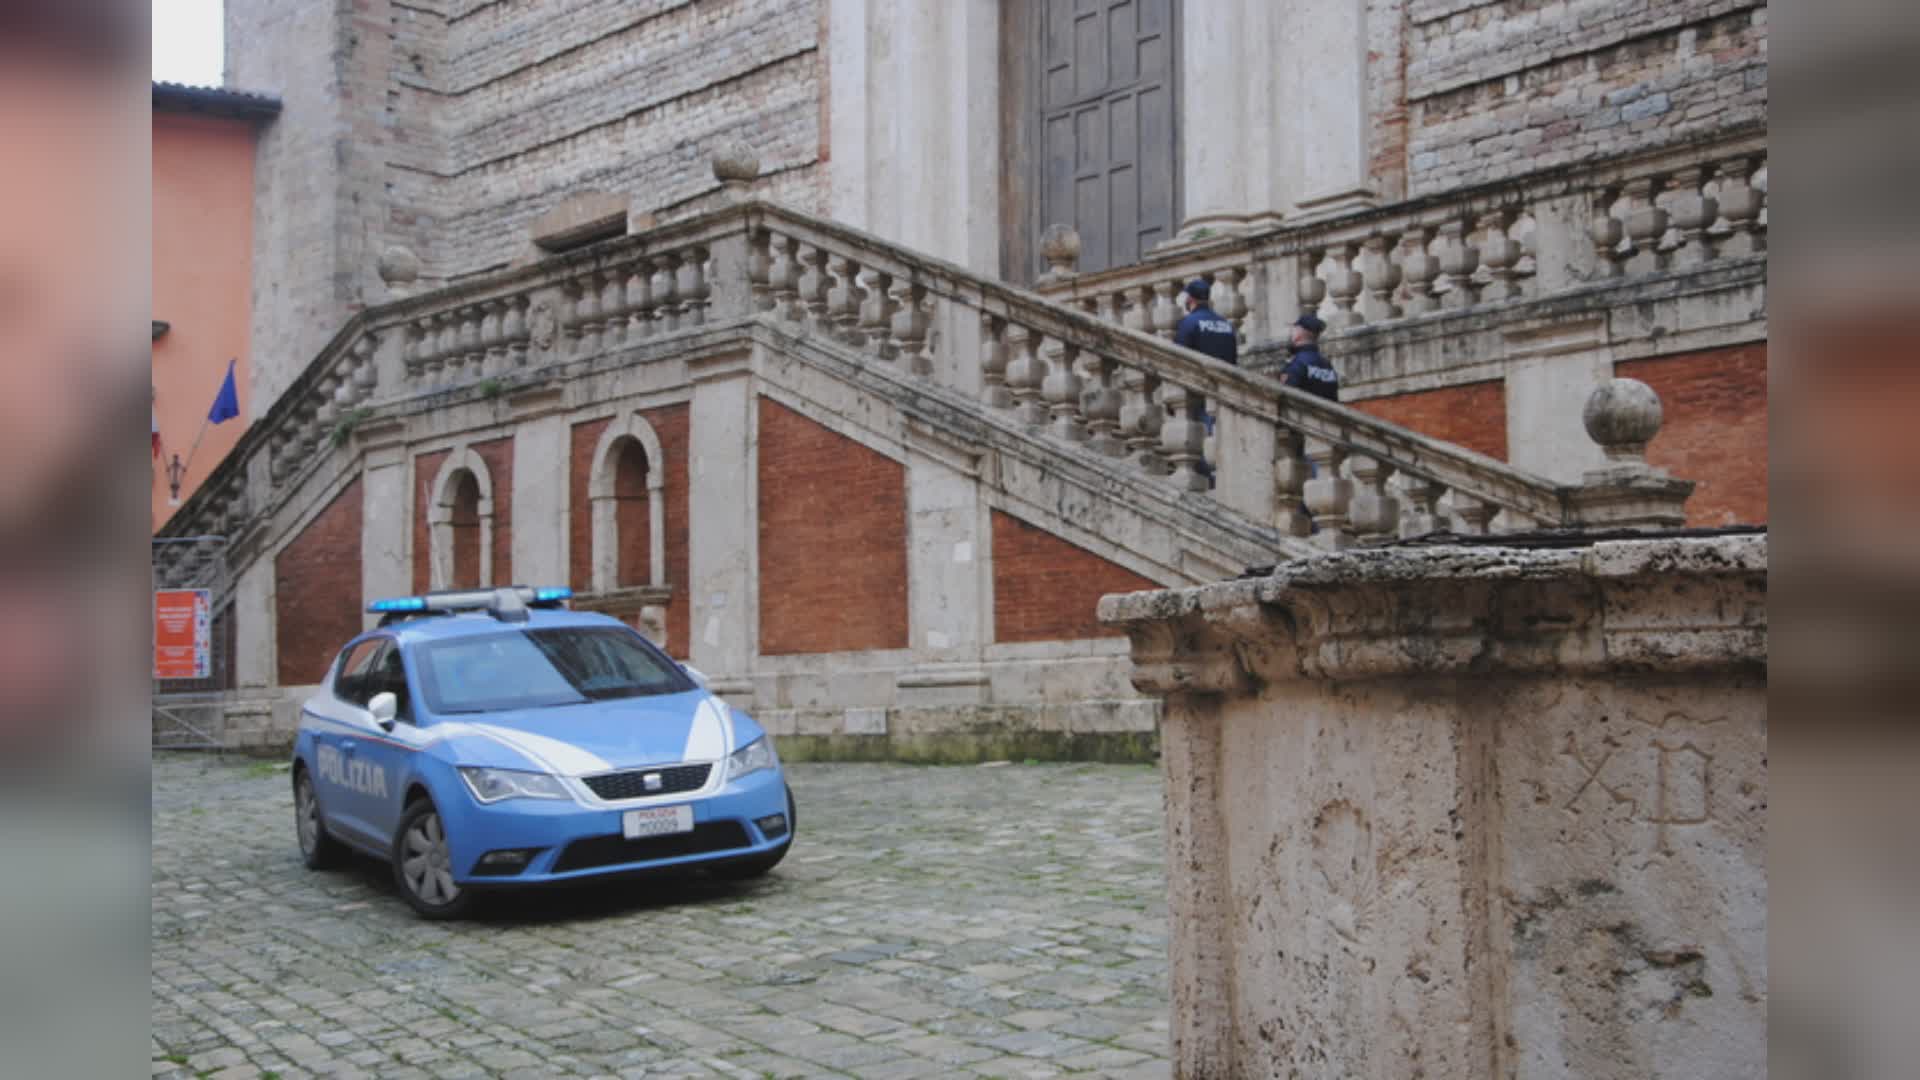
367;586;574;619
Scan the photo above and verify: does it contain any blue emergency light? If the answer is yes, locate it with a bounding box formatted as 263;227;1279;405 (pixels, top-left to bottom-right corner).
368;596;428;613
368;586;574;622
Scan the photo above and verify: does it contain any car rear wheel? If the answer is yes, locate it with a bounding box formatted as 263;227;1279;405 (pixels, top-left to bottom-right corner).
295;769;346;870
392;798;474;919
711;785;795;881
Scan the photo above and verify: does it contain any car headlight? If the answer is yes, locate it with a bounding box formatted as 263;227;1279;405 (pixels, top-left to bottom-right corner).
726;736;778;782
458;766;570;804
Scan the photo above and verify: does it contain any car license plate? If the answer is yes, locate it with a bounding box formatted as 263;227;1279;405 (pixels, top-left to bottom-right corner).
623;804;694;840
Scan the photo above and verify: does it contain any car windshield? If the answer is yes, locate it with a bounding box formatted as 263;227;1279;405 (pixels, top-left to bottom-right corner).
415;626;693;715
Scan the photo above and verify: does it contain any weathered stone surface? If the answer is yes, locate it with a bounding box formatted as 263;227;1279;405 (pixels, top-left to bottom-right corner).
1102;534;1767;1079
529;191;630;253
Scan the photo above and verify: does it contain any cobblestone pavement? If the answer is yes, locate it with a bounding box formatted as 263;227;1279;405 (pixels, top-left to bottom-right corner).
153;754;1171;1079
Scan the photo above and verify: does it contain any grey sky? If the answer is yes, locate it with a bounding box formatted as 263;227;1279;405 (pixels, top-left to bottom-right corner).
152;0;223;87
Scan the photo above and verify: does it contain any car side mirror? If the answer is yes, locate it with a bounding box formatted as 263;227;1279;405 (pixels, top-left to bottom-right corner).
368;691;398;731
682;665;709;689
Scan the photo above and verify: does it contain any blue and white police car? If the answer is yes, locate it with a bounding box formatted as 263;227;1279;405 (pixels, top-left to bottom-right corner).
291;585;793;918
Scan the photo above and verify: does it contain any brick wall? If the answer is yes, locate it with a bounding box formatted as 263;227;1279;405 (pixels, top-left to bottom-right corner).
275;478;364;686
1350;379;1510;461
757;398;909;655
568;406;692;656
1617;342;1766;525
1406;0;1766;194
991;511;1158;644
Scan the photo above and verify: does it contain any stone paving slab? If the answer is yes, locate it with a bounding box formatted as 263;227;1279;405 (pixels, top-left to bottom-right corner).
153;755;1170;1078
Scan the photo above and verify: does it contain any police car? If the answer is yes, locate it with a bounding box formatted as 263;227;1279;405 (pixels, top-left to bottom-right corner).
291;586;794;918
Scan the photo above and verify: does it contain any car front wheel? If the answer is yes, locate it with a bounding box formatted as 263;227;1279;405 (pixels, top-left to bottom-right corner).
294;769;346;870
392;798;474;919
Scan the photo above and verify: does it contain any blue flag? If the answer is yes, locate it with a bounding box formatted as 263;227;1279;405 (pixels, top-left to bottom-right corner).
208;359;239;424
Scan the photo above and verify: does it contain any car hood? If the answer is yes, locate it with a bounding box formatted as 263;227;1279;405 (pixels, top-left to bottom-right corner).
430;690;740;775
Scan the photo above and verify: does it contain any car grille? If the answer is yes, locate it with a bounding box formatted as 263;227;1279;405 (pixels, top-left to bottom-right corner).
551;821;752;873
582;763;712;801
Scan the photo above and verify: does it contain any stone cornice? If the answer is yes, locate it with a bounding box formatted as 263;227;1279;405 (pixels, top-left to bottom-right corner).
1099;534;1767;691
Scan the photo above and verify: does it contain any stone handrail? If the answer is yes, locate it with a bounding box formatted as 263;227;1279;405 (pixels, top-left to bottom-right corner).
159;152;1695;575
1034;124;1767;346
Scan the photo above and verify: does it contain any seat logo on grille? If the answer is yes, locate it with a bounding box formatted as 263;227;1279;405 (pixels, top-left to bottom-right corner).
643;772;663;792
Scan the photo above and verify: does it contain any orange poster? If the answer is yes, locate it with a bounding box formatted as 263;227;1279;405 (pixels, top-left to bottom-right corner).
154;589;211;680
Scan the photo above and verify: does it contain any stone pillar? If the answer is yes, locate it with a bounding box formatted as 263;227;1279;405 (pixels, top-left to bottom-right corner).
1177;11;1255;238
507;387;569;588
355;418;411;628
1502;318;1613;484
897;437;990;705
1281;0;1376;218
231;558;276;691
1101;535;1768;1080
686;349;758;699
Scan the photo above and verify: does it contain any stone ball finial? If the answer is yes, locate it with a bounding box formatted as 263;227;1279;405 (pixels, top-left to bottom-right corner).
711;140;761;185
1038;223;1081;282
377;244;420;286
1583;377;1663;462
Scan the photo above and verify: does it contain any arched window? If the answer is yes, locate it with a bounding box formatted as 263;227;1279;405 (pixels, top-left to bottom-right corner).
427;447;495;590
612;438;651;588
587;414;666;594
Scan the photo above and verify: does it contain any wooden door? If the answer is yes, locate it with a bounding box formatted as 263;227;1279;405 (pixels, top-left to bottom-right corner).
1036;0;1178;275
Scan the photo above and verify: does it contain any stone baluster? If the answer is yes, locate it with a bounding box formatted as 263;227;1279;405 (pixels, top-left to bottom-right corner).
1149;281;1181;339
1091;291;1121;326
1397;475;1449;538
1041;340;1086;442
1478;209;1525;302
1303;437;1354;549
1298;249;1329;324
1120;372;1166;475
799;246;832;335
599;268;628;347
478;299;504;373
746;228;774;313
576;275;603;357
624;260;656;340
1361;234;1404;322
401;320;423;379
1399;227;1441;316
1347;454;1401;542
558;281;584;356
1082;354;1125;456
1621;176;1669;276
1435;218;1481;309
1274;430;1312;537
425;312;452;383
1710;157;1764;257
1665;165;1720;267
1159;383;1209;492
1076;298;1100;321
269;428;293;483
1121;285;1153;335
979;312;1011;409
505;295;530;365
1590;186;1629;278
1324;243;1365;328
352;334;379;397
891;280;932;376
678;246;711;326
653;254;682;333
1449;493;1499;535
829;255;867;347
1005;326;1048;425
1213;266;1250;343
769;234;802;323
859;269;897;361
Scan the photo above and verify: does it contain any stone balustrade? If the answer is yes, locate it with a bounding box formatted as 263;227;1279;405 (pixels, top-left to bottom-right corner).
163;148;1707;559
1035;126;1766;340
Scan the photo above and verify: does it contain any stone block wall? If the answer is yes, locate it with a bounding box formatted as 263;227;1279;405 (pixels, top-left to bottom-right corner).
1406;0;1766;194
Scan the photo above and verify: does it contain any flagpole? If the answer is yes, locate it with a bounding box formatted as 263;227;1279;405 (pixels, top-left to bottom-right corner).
182;358;238;476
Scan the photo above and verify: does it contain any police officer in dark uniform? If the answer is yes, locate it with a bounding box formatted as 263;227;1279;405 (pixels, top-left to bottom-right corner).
1280;313;1339;401
1173;278;1237;366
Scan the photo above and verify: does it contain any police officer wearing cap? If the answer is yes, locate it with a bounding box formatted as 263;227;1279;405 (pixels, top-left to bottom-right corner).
1173;278;1237;366
1281;313;1339;402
